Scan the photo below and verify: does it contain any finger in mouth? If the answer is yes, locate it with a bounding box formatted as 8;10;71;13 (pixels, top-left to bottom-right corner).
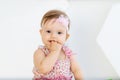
49;40;55;43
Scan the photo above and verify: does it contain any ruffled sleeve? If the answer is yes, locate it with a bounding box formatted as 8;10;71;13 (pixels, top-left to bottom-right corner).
38;45;49;56
62;45;76;58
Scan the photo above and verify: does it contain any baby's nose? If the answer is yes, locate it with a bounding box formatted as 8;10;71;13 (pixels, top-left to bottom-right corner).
51;33;57;37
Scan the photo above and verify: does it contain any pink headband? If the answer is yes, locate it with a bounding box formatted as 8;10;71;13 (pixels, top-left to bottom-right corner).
42;15;69;31
55;15;69;31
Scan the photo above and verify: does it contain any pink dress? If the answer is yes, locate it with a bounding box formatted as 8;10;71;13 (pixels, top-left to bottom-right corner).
33;45;74;80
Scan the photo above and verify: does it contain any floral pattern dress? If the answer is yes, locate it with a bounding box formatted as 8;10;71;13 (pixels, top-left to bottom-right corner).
33;45;74;80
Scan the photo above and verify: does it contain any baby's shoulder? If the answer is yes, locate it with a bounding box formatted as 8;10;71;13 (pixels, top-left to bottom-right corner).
63;46;73;56
33;46;45;58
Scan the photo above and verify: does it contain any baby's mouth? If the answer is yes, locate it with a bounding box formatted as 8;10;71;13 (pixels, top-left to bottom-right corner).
49;40;52;43
49;40;55;43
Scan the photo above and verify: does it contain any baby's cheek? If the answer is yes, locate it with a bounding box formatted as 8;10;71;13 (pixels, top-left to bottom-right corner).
61;39;66;44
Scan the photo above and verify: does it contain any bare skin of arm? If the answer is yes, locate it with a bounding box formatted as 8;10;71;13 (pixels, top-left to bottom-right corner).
33;41;62;74
70;55;83;80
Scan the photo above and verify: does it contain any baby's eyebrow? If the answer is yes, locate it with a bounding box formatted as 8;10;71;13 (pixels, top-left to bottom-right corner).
44;27;51;30
57;29;65;32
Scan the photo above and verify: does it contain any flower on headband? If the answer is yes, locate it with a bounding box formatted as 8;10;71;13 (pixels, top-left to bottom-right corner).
56;15;69;31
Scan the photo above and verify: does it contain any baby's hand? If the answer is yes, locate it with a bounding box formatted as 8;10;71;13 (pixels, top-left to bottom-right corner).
32;67;44;78
49;40;62;52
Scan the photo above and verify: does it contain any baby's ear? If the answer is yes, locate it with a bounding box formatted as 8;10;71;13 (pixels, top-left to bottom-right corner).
66;33;70;41
39;29;42;34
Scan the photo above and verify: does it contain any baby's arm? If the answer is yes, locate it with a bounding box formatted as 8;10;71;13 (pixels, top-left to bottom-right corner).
70;55;83;80
33;48;60;75
33;41;62;75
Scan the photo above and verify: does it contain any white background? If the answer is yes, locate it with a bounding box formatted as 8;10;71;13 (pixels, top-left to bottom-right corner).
0;0;120;79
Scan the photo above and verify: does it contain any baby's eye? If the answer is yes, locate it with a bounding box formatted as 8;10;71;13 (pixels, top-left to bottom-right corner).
46;30;51;33
58;32;62;34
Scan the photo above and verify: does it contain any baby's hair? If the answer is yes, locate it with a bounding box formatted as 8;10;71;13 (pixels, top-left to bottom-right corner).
41;10;70;30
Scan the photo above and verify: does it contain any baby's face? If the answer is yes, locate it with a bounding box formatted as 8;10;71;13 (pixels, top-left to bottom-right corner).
40;19;69;49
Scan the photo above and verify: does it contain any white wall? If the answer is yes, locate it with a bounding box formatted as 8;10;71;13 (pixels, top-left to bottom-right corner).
0;0;119;79
97;3;120;77
68;1;119;79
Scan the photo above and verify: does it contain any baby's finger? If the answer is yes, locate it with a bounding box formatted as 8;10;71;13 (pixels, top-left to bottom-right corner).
32;68;41;77
33;70;39;76
56;40;63;45
51;40;57;45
